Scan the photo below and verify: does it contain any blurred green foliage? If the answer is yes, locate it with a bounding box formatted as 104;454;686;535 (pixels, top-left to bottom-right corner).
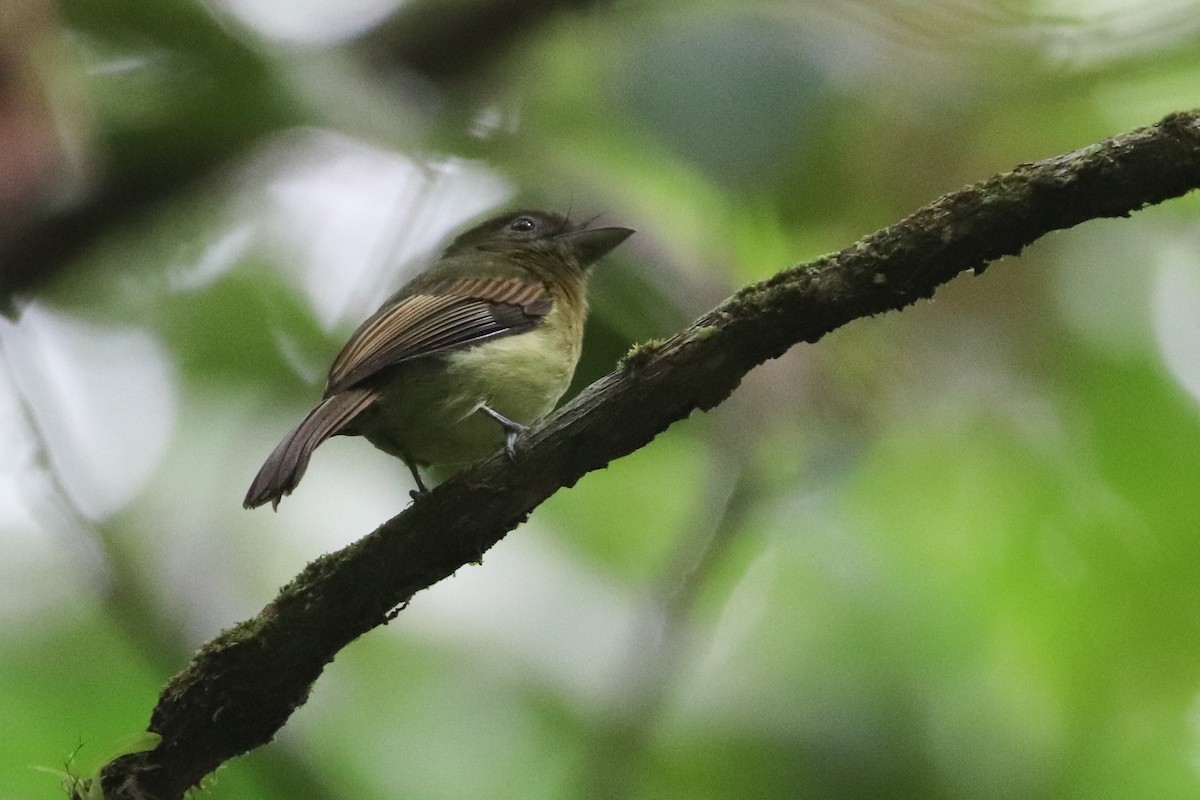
3;1;1200;799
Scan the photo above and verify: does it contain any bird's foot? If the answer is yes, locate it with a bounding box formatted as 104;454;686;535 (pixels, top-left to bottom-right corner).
480;405;527;461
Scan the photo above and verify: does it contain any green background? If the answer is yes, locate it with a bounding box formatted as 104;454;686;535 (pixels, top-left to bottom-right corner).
2;1;1200;798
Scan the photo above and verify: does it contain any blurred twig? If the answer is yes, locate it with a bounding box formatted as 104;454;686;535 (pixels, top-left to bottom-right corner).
578;435;762;800
99;110;1200;800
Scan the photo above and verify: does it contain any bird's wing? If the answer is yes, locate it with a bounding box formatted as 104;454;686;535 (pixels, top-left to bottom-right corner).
324;277;552;396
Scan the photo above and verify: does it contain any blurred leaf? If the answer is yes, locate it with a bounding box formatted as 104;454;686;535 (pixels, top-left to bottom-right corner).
62;0;298;186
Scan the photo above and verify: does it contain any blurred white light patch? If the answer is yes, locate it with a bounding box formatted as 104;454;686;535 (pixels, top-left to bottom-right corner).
1054;226;1155;360
400;530;638;710
0;362;101;624
1024;0;1200;67
0;304;178;520
214;0;406;45
0;361;42;534
1153;245;1200;408
166;223;257;293
245;129;512;331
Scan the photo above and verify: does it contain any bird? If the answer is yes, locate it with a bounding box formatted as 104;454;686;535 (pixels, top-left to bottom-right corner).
243;209;634;510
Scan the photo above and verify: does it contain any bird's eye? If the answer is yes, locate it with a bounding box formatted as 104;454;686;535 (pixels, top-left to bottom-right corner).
509;216;536;233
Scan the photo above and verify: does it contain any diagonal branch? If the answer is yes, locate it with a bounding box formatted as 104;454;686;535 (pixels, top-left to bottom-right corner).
98;109;1200;800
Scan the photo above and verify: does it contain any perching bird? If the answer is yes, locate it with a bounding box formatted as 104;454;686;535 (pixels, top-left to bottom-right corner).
244;209;634;509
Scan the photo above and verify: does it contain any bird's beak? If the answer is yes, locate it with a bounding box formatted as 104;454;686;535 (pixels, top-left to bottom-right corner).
556;226;635;267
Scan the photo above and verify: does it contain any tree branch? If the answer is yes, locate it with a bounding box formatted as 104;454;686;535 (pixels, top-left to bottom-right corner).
98;110;1200;800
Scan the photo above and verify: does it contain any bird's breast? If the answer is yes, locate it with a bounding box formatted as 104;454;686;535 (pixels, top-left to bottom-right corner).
362;301;584;466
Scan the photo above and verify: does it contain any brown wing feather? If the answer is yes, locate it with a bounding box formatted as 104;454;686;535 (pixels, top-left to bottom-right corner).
325;277;552;396
243;387;378;509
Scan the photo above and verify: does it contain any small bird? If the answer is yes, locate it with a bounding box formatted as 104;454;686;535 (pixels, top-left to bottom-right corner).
244;209;634;509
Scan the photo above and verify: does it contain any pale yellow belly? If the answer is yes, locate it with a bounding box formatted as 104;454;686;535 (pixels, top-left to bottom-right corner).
358;314;582;467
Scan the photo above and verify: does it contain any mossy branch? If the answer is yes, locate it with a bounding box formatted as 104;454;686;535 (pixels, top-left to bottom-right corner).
98;110;1200;800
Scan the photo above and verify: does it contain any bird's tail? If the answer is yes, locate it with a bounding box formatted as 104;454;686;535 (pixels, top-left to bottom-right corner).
243;388;377;510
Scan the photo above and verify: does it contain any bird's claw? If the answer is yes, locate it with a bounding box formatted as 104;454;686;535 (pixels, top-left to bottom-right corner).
503;425;526;461
481;404;526;461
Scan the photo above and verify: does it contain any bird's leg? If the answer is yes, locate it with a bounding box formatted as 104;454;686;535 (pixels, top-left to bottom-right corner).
479;404;526;460
402;453;429;499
